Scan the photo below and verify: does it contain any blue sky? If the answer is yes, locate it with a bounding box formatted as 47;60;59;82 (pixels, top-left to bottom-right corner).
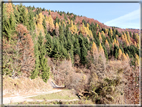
12;2;140;29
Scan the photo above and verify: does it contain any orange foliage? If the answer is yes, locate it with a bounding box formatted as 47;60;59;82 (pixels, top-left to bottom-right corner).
5;2;14;18
15;24;35;75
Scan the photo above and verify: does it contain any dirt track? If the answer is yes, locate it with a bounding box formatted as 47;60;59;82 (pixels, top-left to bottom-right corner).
3;89;62;104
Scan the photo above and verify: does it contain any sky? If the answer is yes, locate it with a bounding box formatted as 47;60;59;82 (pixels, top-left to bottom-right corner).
12;1;140;29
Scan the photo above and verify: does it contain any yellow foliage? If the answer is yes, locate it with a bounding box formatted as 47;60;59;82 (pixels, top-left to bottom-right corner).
59;22;61;26
36;13;44;36
62;21;66;27
49;15;55;31
45;15;55;32
55;22;59;36
68;19;70;24
134;41;137;47
105;29;108;35
121;34;125;41
126;53;129;61
99;32;102;43
105;39;110;53
135;54;139;66
101;31;105;36
118;49;122;59
137;43;140;49
70;20;78;34
99;43;104;54
116;40;119;47
49;9;51;13
89;30;93;39
25;8;28;15
135;33;139;43
113;39;119;47
91;42;98;55
125;39;130;46
56;23;59;29
126;32;131;43
114;38;117;43
124;33;127;39
80;23;93;39
87;37;90;42
87;23;90;28
122;53;127;61
96;24;98;27
110;29;113;36
105;39;109;47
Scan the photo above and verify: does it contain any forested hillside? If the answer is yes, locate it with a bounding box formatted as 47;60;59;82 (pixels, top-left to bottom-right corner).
3;2;140;104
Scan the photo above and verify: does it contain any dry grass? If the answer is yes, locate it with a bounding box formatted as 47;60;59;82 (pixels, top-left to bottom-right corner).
3;76;52;97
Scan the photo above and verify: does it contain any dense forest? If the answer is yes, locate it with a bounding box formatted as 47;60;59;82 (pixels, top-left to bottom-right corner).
3;2;140;104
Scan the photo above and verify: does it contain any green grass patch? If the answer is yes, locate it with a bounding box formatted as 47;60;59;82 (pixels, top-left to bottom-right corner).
29;89;78;100
13;99;94;105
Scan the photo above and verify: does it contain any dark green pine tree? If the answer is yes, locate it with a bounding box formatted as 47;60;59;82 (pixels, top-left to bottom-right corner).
3;9;16;41
113;45;119;59
31;42;40;79
13;5;20;23
101;34;106;45
59;25;64;42
66;38;72;51
133;33;136;40
69;47;74;64
80;45;87;65
129;31;132;37
18;4;28;26
59;42;68;59
38;32;50;82
43;18;47;34
28;10;35;33
51;37;60;59
41;46;50;83
65;25;70;37
23;9;29;28
94;37;100;47
45;33;53;57
102;44;108;60
79;37;87;65
116;29;119;35
73;38;80;56
93;31;97;39
83;37;89;50
71;35;75;45
32;6;35;10
106;37;111;44
108;30;112;42
112;33;117;40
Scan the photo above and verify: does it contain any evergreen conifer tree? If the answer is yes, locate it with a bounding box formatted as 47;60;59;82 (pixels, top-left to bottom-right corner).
45;33;53;56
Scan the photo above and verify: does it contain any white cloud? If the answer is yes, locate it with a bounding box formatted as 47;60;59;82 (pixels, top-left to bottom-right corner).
104;9;140;29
